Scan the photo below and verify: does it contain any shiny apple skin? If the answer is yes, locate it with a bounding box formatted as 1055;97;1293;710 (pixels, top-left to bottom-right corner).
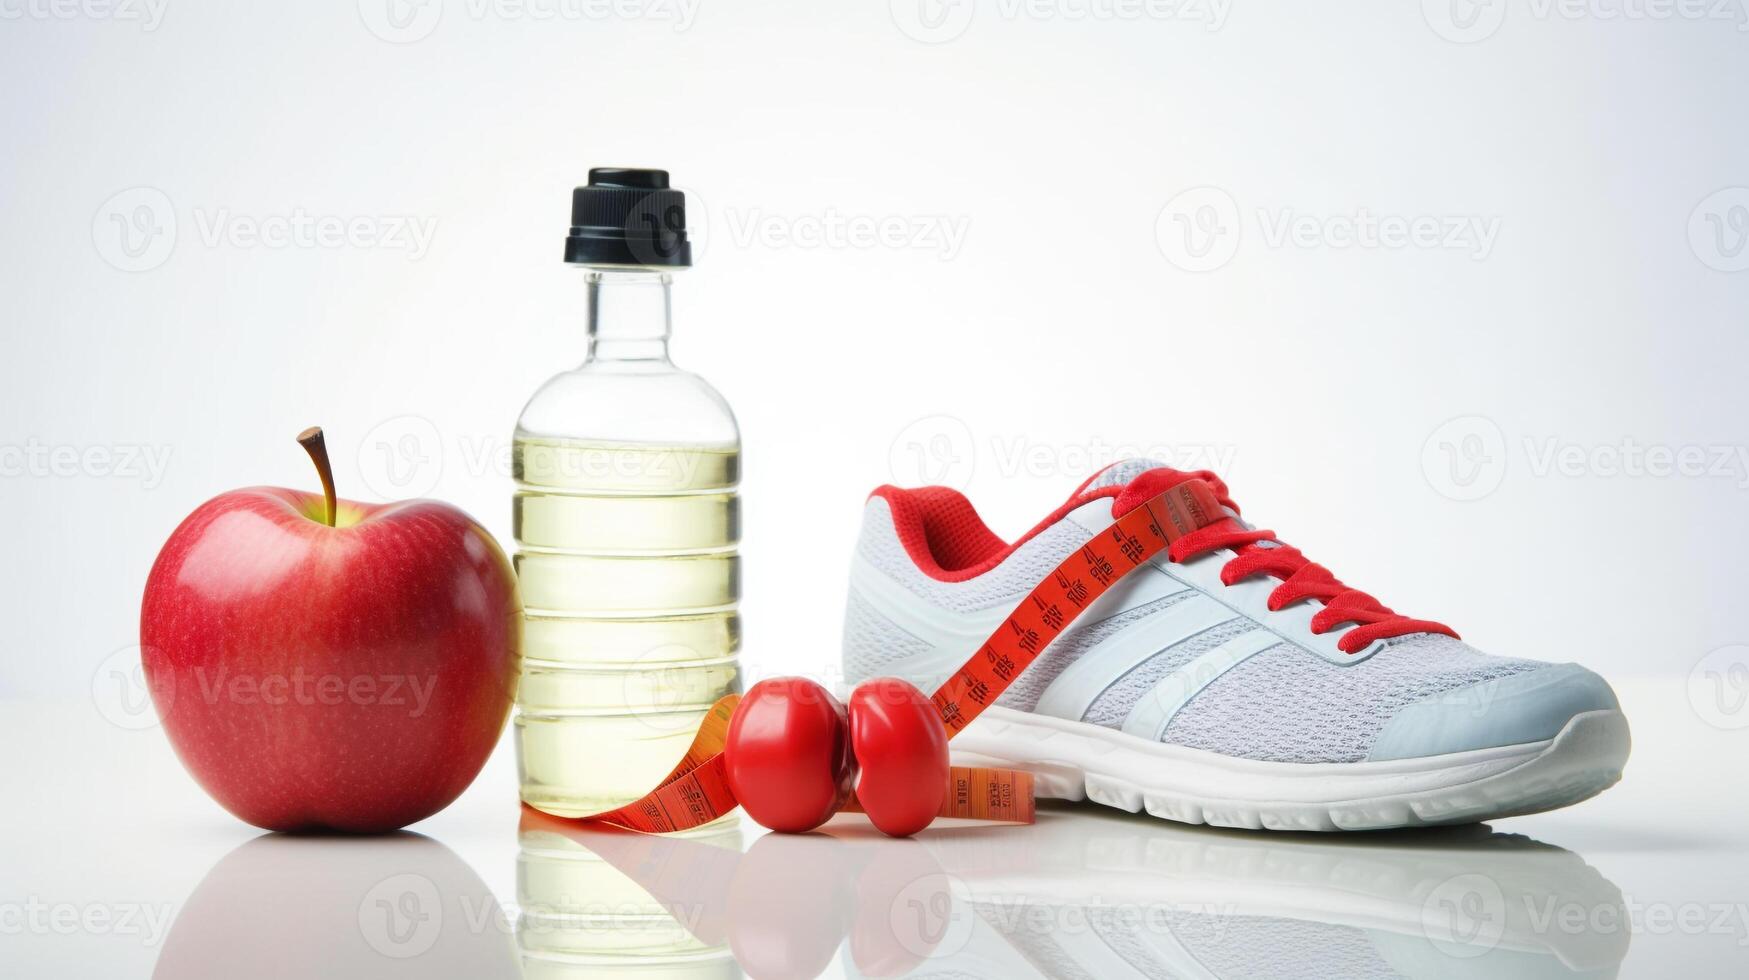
724;677;857;834
140;487;520;833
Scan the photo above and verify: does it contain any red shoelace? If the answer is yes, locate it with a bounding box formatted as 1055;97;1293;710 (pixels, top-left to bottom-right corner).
1114;469;1457;654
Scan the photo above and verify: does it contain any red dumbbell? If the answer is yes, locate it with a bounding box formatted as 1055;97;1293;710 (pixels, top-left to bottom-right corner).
848;678;949;838
724;676;950;838
723;677;858;834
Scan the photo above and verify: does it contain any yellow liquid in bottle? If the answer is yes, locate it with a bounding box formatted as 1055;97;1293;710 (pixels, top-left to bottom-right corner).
513;436;741;818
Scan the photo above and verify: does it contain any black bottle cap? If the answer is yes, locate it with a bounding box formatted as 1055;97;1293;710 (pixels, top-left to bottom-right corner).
565;168;692;267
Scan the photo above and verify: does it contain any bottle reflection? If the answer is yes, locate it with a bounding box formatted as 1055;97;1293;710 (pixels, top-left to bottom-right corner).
517;807;742;978
519;807;954;980
152;832;517;980
524;806;1632;980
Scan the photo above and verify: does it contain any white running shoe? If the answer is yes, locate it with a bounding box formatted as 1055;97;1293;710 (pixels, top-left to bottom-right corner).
840;460;1631;831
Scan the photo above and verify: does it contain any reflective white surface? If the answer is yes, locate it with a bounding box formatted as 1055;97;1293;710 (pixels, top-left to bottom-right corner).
6;677;1747;977
5;6;1745;976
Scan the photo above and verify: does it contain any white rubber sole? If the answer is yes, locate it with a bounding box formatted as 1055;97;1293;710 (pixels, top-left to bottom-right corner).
951;705;1631;832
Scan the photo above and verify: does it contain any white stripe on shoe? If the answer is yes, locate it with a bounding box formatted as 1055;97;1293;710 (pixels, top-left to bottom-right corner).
1120;630;1283;741
1033;594;1236;723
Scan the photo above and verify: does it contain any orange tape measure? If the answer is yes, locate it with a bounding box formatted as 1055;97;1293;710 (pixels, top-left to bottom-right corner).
558;479;1225;834
570;695;741;834
931;477;1224;735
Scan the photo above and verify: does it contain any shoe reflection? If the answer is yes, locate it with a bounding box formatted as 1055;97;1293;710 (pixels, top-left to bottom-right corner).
152;831;517;980
519;804;1631;980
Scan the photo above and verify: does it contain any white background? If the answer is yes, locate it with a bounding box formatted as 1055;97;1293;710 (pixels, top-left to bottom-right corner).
4;1;1749;976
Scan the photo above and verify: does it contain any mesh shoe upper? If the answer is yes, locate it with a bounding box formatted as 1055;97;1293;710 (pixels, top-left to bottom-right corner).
842;461;1611;765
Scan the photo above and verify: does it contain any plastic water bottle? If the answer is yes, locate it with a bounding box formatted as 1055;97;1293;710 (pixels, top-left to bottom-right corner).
513;169;741;817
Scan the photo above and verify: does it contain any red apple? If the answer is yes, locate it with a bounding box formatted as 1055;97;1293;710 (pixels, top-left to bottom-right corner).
140;427;520;832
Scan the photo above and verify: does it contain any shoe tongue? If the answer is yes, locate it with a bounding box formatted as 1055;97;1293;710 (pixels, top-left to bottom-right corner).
1081;458;1178;492
1083;458;1252;536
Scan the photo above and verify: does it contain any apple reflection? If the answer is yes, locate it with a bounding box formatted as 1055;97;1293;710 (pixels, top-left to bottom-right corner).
152;831;517;980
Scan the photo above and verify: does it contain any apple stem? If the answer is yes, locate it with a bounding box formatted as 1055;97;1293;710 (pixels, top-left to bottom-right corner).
297;426;338;528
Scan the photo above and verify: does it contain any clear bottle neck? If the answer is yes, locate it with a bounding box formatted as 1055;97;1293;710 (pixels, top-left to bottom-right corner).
584;268;673;363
